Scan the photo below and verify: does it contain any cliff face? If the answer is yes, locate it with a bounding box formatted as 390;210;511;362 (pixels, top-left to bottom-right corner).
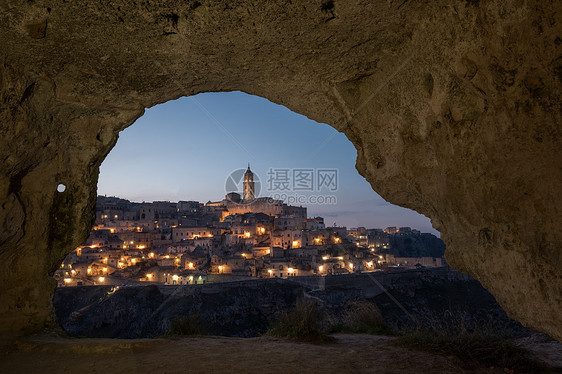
0;1;560;339
55;282;302;338
54;270;528;339
387;234;446;258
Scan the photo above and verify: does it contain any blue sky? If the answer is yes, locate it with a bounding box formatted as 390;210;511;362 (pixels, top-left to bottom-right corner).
98;91;438;235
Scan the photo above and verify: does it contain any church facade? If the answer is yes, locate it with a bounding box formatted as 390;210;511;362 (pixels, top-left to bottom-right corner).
210;164;307;220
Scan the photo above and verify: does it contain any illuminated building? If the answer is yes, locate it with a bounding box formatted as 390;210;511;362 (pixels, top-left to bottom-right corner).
243;164;255;201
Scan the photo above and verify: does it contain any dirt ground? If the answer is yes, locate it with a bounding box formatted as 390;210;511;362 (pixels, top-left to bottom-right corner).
0;333;559;374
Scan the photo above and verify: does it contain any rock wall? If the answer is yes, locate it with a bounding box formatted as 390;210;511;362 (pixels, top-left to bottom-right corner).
55;280;303;338
53;269;532;339
0;1;560;339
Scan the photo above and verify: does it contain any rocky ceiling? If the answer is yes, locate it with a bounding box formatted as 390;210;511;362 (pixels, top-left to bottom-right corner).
0;0;560;339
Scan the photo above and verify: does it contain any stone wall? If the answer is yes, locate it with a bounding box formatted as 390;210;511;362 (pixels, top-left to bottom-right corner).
53;268;532;339
0;0;560;339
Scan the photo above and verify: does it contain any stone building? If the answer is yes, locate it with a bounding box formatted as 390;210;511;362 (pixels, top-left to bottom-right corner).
243;164;255;201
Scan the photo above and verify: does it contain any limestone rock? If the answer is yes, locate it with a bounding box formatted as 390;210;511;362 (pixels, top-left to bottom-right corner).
0;0;560;339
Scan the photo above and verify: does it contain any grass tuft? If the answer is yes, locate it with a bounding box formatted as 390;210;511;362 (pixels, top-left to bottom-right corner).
328;300;397;336
267;298;334;343
166;314;205;336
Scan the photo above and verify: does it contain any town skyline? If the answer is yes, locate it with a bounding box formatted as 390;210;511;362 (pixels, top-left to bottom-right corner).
56;192;446;288
96;193;437;235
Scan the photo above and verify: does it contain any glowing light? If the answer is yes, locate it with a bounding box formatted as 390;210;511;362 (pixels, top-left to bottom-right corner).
334;237;341;243
71;269;76;275
367;261;373;267
244;232;251;238
338;256;343;260
138;245;145;249
130;241;134;245
149;252;155;258
146;273;153;280
322;256;329;260
288;267;294;273
64;278;71;284
241;253;247;258
189;276;194;281
267;269;273;276
349;263;354;269
188;262;194;269
172;274;179;281
318;265;324;272
207;234;213;237
103;267;108;273
98;276;105;282
258;227;266;234
131;259;137;265
218;265;224;273
87;268;91;274
114;215;118;219
292;240;299;247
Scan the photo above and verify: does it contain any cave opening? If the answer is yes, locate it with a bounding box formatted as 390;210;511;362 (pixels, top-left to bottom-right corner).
0;3;559;370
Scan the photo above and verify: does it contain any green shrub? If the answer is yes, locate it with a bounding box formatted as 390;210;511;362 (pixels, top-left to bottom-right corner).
329;300;397;336
166;314;205;336
267;298;334;343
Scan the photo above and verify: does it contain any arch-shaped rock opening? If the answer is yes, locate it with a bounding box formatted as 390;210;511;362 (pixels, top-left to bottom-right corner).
0;0;559;340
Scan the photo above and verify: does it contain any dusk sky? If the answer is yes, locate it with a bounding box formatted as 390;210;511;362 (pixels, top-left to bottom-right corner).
98;91;438;235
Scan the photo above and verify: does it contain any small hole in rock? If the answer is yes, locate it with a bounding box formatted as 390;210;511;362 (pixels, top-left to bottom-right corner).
57;184;66;193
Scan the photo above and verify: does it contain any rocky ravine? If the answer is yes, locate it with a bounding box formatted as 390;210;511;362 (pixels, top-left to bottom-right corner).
54;269;534;339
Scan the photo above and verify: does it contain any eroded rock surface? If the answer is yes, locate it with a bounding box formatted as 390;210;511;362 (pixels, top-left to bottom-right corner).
53;269;530;339
0;0;560;339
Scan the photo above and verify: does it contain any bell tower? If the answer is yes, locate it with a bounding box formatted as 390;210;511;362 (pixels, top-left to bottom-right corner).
243;163;255;201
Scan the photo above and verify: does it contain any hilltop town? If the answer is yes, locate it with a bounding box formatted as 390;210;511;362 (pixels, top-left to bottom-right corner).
56;166;445;287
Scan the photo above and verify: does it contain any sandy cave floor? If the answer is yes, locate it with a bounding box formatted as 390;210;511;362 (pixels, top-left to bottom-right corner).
1;333;561;374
